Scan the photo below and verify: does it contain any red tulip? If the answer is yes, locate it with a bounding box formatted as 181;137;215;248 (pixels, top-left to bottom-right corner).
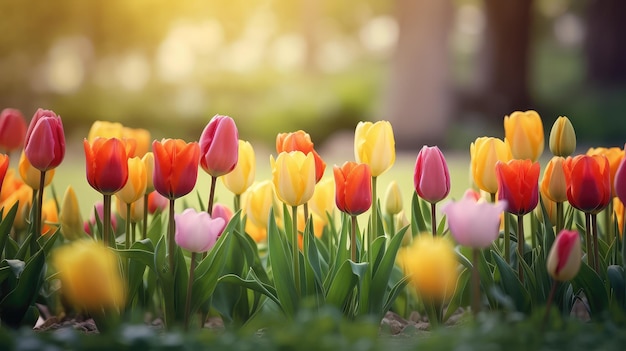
496;159;540;215
153;139;200;199
546;229;581;281
564;155;611;214
24;108;65;171
147;191;168;214
199;115;239;177
414;146;450;204
0;154;9;193
277;130;326;183
84;138;129;195
0;108;27;153
333;161;372;216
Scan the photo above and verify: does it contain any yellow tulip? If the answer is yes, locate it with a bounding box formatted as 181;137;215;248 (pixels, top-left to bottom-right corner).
549;116;576;157
398;235;458;302
384;180;403;216
222;140;256;195
87;121;124;143
243;180;277;230
116;196;144;223
354;120;396;177
540;156;568;203
470;137;512;194
245;220;267;243
614;197;624;238
307;176;335;222
116;157;147;205
1;180;32;230
41;198;59;235
504;110;544;161
270;151;316;207
59;186;85;241
587;147;624;196
122;127;151;158
52;240;126;311
18;151;55;190
141;152;155;193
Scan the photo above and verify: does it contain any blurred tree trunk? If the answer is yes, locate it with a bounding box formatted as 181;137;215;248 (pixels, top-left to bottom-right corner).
584;0;626;88
474;0;534;120
385;0;453;150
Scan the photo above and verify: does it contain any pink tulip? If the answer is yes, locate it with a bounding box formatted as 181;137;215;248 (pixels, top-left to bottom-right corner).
414;146;450;204
199;115;239;177
441;189;507;248
24;108;66;171
546;229;582;281
175;208;225;253
0;108;27;152
147;191;169;214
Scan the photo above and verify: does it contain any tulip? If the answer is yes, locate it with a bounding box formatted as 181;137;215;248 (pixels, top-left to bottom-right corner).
540;156;568;203
0;154;8;193
277;130;326;183
546;229;582;281
175;208;224;253
122;127;151;158
116;157;147;205
147;191;168;214
1;180;32;230
384;180;403;217
41;198;59;235
503;110;544;161
199;115;239;177
614;198;624;237
142;152;155;193
18;151;55;190
354;120;395;177
84;138;129;195
116;197;144;223
565;155;611;214
152;139;200;200
587;146;624;196
441;189;507;248
535;192;557;227
271;151;316;207
222;140;256;197
52;240;126;312
0;108;27;153
333;162;372;216
414;146;450;203
549;116;576;157
470;137;512;195
24;108;66;172
243;180;276;233
308;176;336;222
59;186;85;241
496;159;540;216
212;203;233;236
87;121;124;143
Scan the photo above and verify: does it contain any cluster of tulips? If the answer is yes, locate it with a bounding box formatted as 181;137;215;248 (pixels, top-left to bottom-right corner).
0;106;625;332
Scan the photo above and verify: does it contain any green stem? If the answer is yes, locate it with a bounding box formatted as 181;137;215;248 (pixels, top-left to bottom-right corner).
556;201;563;233
292;205;300;297
531;214;537;249
517;214;524;284
125;204;131;250
472;248;481;315
351;215;357;262
592;213;600;273
32;171;46;254
234;194;241;213
542;280;558;328
168;198;176;272
369;176;378;264
207;175;217;215
142;193;149;240
431;202;437;236
490;192;496;203
103;194;112;247
606;202;614;247
504;213;511;264
184;252;197;331
585;212;594;270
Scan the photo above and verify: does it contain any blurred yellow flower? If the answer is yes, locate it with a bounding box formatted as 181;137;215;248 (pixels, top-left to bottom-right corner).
122;127;151;158
384;180;403;216
59;186;85;241
222;140;256;195
87;121;124;143
18;151;55;190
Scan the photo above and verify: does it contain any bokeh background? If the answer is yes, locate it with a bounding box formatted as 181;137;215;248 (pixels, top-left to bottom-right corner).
1;0;625;152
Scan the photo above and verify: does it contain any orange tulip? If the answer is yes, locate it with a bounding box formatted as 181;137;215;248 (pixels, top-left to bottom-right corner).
613;198;624;237
333;162;372;216
42;198;59;235
122;127;151;158
496;159;540;215
84;138;129;195
564;155;611;214
587;147;624;196
0;154;8;193
152;139;200;200
277;130;326;183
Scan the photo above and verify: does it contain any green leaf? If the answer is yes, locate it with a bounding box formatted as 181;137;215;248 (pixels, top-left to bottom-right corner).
571;261;609;315
0;203;18;257
325;260;361;309
218;271;280;308
607;265;625;308
492;251;531;312
410;192;428;234
190;231;233;314
444;267;471;321
369;227;406;316
0;249;45;327
267;209;297;317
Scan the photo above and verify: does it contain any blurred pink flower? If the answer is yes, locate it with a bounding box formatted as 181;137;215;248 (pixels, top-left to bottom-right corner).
175;208;225;253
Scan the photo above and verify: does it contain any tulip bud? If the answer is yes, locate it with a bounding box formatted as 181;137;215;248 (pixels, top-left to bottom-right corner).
540;156;567;203
565;155;611;214
271;151;316;207
153;139;200;200
147;191;168;214
142;152;155;193
503;110;544;161
549;116;576;157
546;229;582;281
0;108;27;153
308;176;336;221
59;186;85;240
384;180;403;216
354;120;396;177
175;208;225;253
200;115;239;177
84;138;129;195
116;157;147;205
222;140;255;195
243;180;276;230
333;161;372;216
24;108;66;171
18;151;55;190
496;159;540;216
277;130;326;182
470;137;512;194
414;145;450;204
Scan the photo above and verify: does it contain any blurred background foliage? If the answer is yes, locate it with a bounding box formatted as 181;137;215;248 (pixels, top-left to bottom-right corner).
1;0;625;151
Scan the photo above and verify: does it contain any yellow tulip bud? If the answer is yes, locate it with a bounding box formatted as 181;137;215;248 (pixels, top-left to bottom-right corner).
222;140;256;195
141;152;155;193
384;180;403;216
549;116;576;157
540;156;568;203
87;121;124;143
243;180;276;230
18;151;54;190
270;151;316;207
470;137;512;194
307;176;335;222
116;157;147;205
52;240;126;311
398;235;458;301
614;198;624;238
59;186;86;241
122;127;151;158
504;110;544;161
354;120;396;177
42;198;59;235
